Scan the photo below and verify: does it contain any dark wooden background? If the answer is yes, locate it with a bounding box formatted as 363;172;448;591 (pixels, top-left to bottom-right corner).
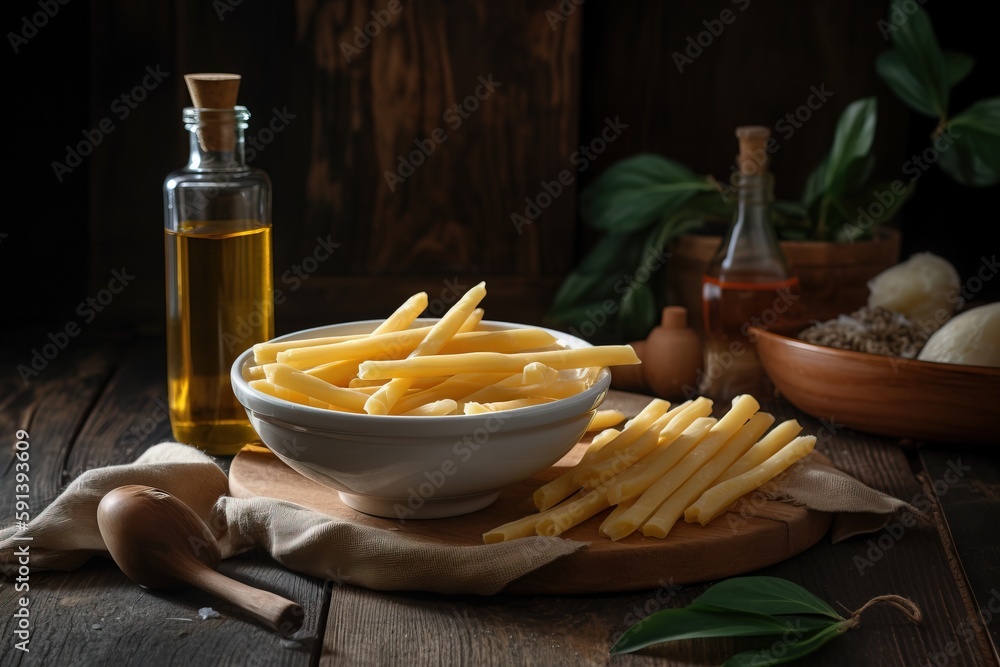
5;0;999;342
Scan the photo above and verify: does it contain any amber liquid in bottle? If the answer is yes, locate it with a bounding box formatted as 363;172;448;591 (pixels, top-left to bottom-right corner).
165;221;273;454
701;274;800;401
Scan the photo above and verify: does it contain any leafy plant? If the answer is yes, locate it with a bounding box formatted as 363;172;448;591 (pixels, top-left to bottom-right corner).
610;576;922;666
876;0;1000;187
546;0;997;342
547;98;893;341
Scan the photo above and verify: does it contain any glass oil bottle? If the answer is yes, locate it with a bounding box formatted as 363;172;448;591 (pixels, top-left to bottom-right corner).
700;126;800;402
163;73;273;455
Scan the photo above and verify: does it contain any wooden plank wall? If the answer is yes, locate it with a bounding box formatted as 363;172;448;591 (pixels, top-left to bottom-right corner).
74;0;998;340
87;0;581;335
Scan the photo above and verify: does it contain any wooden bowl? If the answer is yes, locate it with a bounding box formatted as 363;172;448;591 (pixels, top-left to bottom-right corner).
751;325;1000;446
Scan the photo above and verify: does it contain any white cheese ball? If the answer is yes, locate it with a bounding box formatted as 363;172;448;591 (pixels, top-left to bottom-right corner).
917;302;1000;367
867;252;960;329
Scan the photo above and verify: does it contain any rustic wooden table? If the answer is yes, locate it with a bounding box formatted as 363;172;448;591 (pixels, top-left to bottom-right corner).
1;328;997;667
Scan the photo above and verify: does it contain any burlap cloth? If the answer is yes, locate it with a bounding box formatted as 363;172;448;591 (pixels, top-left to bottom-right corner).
0;442;921;595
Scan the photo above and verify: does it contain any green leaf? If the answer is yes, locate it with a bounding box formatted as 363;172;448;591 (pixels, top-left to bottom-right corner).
823;97;878;197
688;189;737;222
876;50;940;118
579;154;715;233
772;200;809;220
617;281;657;342
547;231;643;322
803;99;876;211
772;200;812;240
837;180;915;242
544;300;599;325
938;97;1000;186
841;153;876;194
723;621;851;667
883;0;950;118
610;608;835;655
620;210;710;338
803;98;877;238
690;577;845;621
811;152;877;238
643;211;710;261
802;155;829;209
944;51;975;87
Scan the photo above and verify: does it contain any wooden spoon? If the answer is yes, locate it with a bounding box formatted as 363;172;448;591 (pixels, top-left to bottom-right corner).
97;484;303;636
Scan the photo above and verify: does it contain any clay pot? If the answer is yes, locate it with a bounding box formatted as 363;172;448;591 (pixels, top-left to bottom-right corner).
608;308;703;401
642;307;703;400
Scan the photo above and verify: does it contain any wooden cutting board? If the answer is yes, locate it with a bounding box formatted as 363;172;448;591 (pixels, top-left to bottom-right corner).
228;391;833;594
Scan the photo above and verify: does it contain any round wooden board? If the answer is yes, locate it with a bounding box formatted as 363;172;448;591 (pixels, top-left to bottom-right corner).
228;390;833;594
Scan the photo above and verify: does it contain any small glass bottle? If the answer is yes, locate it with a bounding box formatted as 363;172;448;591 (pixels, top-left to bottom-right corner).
163;73;273;455
700;126;800;402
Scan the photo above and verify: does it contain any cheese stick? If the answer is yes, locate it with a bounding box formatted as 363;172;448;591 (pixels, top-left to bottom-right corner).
588;409;626;432
277;327;432;368
684;435;817;525
249;379;337;410
599;395;758;540
462;397;554;414
264;364;369;412
577;398;713;489
534;484;613;537
357;346;640;380
252;332;367;364
402;399;459;416
278;327;556;370
252;291;428;363
581;400;673;466
304;359;362;386
518;363;559;386
532;399;670;511
482;492;584;543
604;416;717;505
365;281;487;415
716;419;803;483
585;428;622;458
459;307;484;332
389;373;516;415
599;497;636;538
635;411;775;539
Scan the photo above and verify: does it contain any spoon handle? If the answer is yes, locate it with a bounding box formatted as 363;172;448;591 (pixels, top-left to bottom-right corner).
186;564;304;635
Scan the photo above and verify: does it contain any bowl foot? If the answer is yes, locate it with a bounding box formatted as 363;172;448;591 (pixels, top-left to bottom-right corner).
338;490;501;520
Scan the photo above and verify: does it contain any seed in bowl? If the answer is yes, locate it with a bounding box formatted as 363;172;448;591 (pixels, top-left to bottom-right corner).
796;306;926;358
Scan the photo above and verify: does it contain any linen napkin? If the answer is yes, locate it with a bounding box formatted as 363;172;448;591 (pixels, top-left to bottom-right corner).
759;454;926;542
0;441;920;593
0;442;582;595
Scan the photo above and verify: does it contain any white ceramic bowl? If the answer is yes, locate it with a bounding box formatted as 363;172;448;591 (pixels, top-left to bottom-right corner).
230;319;611;519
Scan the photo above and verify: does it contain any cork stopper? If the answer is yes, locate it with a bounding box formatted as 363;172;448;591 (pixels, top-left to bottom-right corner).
735;125;770;176
184;73;241;152
185;73;240;109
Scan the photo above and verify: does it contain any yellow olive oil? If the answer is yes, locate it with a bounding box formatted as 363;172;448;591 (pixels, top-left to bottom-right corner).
165;221;273;455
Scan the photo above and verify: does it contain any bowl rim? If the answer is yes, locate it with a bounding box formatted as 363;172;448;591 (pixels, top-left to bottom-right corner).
750;324;1000;377
230;318;613;429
